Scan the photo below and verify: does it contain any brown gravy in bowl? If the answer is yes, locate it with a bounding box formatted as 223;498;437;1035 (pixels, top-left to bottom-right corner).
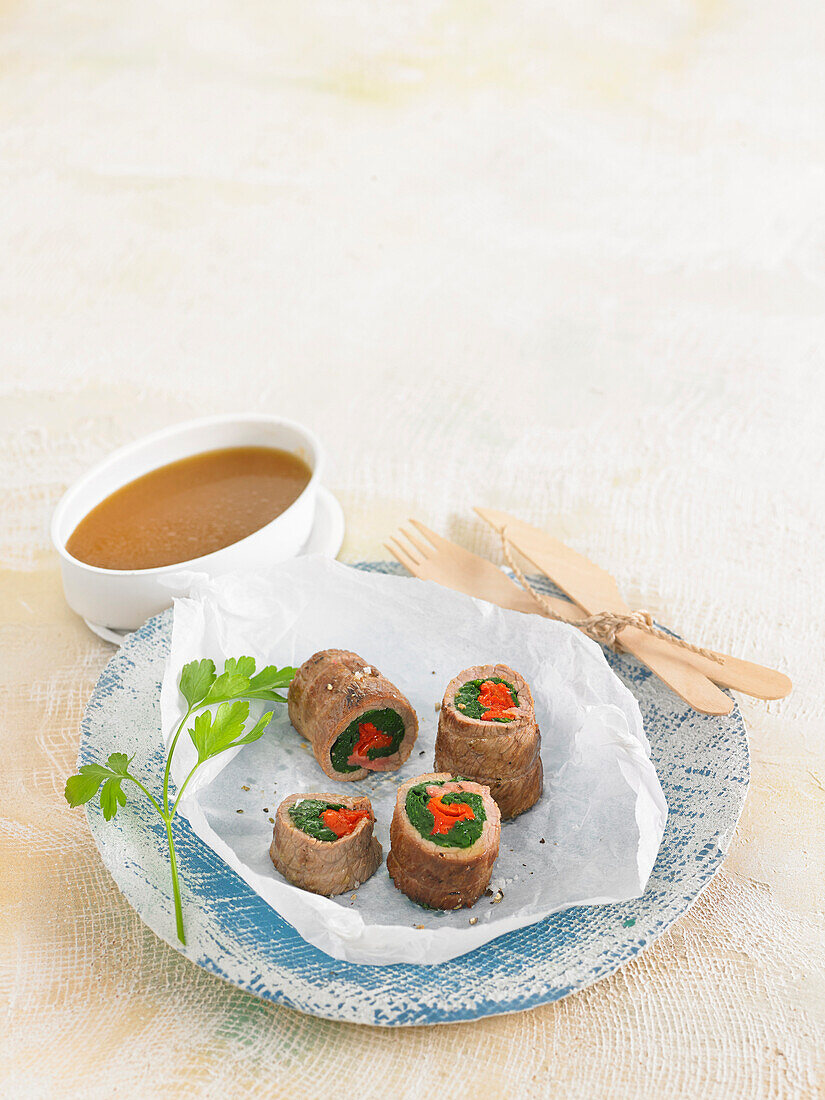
65;446;312;570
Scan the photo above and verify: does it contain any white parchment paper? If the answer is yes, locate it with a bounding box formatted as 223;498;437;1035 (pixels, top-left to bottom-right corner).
160;556;667;965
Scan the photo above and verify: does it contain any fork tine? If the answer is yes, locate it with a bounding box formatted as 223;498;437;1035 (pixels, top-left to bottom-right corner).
390;529;422;560
398;526;432;560
388;534;419;563
385;538;420;573
408;518;447;549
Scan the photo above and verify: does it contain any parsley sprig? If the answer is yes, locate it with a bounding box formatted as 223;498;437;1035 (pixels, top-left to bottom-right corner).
65;655;295;945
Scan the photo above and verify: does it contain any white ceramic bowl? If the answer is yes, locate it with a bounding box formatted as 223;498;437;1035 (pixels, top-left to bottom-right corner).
51;414;323;631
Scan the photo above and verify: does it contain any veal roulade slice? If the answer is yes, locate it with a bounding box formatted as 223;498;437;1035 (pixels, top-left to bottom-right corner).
435;663;542;820
269;792;381;896
386;772;501;910
288;649;418;781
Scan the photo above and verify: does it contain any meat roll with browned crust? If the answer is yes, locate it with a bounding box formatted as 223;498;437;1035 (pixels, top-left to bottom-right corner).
434;663;542;819
288;649;418;781
387;772;501;910
269;792;381;896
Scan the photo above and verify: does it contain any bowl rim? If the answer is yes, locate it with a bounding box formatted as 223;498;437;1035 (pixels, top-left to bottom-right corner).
50;412;323;578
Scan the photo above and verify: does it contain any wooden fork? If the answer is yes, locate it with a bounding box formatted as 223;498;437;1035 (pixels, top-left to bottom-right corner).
386;519;582;620
385;519;788;710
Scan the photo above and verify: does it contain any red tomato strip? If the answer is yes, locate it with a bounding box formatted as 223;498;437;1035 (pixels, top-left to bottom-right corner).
427;792;475;836
478;679;516;721
321;807;371;838
348;721;394;767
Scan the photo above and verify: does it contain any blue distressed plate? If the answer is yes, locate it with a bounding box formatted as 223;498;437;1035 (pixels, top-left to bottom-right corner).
79;563;749;1026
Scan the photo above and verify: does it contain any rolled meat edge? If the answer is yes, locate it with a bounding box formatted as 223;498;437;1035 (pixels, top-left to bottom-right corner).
387;772;501;910
288;649;418;781
269;792;382;896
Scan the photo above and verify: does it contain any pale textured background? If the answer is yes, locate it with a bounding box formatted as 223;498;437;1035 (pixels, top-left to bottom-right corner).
2;0;824;1096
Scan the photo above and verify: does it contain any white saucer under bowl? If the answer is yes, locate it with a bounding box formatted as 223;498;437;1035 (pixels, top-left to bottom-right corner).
298;485;345;557
83;485;345;645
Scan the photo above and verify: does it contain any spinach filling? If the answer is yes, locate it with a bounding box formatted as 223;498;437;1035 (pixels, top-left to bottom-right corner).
288;798;344;842
330;708;405;774
405;779;486;849
453;676;518;723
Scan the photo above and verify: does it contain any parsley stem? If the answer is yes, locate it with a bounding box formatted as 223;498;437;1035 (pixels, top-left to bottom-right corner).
163;814;186;945
124;775;164;817
170;763;199;820
126;772;186;943
159;707;197;944
162;706;193;816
